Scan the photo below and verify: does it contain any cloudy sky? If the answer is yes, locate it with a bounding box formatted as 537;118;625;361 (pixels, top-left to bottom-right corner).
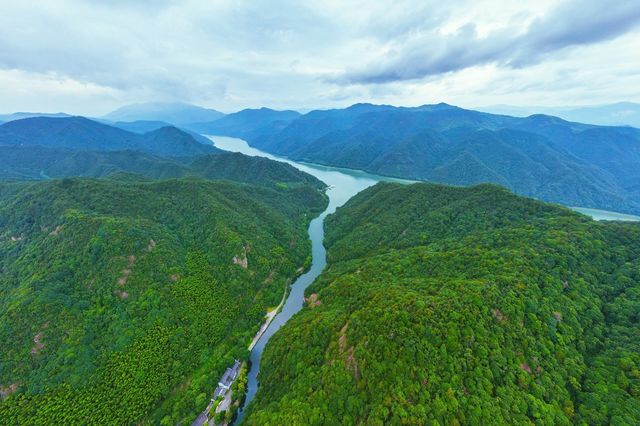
1;0;639;115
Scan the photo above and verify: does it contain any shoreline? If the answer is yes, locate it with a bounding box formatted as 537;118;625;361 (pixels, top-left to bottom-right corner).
248;283;288;351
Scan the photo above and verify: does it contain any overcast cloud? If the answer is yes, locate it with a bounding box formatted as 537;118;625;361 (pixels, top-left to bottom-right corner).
1;0;639;115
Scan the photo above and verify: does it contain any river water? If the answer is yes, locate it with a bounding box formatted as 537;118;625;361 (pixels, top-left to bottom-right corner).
206;135;640;424
208;136;414;423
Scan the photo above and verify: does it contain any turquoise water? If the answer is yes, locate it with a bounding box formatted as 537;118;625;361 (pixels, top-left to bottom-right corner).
572;207;640;222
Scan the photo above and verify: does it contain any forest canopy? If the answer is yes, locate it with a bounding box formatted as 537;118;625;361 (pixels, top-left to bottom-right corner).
0;175;327;425
243;182;640;425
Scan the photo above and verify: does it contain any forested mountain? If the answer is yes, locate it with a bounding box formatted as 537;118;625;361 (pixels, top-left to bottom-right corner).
0;172;327;424
0;117;216;156
103;102;225;125
0;146;325;190
185;107;301;140
216;103;640;214
243;182;640;425
482;102;640;128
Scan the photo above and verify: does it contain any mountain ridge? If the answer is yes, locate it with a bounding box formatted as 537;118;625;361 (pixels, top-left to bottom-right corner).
103;102;225;125
0;116;217;157
208;103;640;214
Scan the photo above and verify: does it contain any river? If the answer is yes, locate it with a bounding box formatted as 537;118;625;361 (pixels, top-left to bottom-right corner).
206;135;640;424
207;136;414;423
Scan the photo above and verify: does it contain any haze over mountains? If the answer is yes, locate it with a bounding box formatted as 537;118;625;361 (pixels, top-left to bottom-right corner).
102;102;225;125
480;102;640;128
177;102;640;215
3;101;639;215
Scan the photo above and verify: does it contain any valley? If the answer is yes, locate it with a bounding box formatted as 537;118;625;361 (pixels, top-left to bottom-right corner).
0;158;328;424
206;135;640;425
4;2;640;424
241;181;640;425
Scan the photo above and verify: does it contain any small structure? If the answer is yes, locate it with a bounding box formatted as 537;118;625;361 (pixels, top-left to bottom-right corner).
218;360;241;391
192;360;242;426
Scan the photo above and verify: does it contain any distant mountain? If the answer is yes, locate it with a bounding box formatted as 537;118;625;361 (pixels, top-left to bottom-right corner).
0;116;217;156
110;120;174;133
225;103;640;214
184;107;301;140
103;102;225;125
0;112;71;122
480;102;640;128
107;119;213;145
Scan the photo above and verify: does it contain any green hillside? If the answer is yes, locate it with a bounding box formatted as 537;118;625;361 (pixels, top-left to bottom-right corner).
243;183;640;425
223;104;640;215
0;176;327;424
0;146;325;192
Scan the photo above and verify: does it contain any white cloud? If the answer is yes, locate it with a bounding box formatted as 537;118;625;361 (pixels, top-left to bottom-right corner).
0;0;638;115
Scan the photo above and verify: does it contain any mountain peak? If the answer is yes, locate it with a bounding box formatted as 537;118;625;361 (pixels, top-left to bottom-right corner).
103;102;225;125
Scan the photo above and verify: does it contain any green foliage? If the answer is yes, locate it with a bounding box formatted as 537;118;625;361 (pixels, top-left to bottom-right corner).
242;104;640;215
244;182;640;425
0;175;327;424
0;146;327;193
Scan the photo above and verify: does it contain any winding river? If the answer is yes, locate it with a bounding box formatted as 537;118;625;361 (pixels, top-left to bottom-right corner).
206;135;640;424
207;136;414;423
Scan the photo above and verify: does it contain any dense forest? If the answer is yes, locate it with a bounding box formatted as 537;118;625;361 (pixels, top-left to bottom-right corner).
0;145;326;190
0;116;216;156
243;182;640;425
201;103;640;215
0;174;327;424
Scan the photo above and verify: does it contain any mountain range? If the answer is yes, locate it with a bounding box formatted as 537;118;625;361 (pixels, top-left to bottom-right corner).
0;109;328;424
1;99;639;425
3;102;640;214
184;107;300;140
480;102;640;128
0;112;71;123
201;103;640;215
0;116;216;156
102;102;225;125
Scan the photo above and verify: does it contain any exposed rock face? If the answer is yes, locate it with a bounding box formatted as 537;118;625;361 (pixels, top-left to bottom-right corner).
305;293;321;308
31;332;44;355
233;245;249;269
49;225;63;236
491;308;507;323
0;383;19;399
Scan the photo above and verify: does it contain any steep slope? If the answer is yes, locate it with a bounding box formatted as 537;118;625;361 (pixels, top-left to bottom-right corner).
236;104;640;214
0;117;217;156
103;102;224;125
0;146;326;192
244;183;640;425
0;174;327;424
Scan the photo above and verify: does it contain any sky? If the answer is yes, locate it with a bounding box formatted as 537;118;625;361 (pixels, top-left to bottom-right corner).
1;0;639;115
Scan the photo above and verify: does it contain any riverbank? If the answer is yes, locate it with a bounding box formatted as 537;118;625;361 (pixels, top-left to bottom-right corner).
248;285;288;351
206;134;640;425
